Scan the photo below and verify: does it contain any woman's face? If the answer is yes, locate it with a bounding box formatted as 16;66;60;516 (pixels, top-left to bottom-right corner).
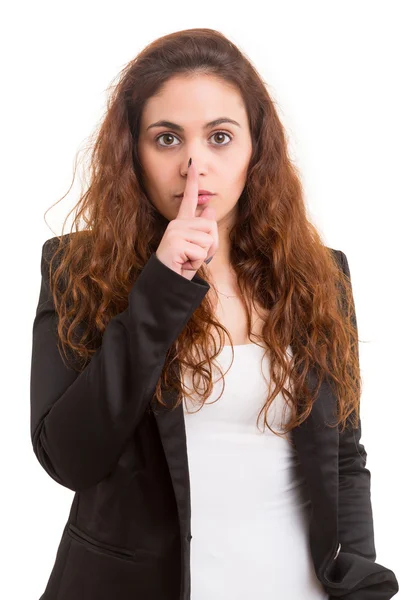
137;74;253;227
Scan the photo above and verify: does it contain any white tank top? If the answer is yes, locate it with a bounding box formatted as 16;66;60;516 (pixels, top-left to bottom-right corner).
182;342;329;599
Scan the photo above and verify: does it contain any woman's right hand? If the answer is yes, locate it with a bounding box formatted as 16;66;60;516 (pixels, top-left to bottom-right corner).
155;159;219;281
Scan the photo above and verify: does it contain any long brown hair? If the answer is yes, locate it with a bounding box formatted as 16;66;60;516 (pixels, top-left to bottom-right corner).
43;28;361;438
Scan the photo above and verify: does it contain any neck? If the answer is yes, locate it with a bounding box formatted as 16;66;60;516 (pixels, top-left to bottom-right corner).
203;207;238;290
206;239;238;294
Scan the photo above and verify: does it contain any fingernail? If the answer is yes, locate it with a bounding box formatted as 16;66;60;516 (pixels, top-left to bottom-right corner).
204;255;213;264
188;157;192;168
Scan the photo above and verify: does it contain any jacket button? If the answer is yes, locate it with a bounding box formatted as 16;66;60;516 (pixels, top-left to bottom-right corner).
186;533;192;541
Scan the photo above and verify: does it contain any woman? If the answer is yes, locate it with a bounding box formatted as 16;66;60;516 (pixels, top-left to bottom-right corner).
30;28;398;599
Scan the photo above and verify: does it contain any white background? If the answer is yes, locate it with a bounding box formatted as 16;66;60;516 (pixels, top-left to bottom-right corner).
1;0;399;598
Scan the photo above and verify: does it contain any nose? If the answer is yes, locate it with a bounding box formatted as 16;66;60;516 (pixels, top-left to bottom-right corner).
179;140;212;175
181;157;207;177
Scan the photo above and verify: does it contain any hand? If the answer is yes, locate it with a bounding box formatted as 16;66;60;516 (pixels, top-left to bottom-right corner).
155;160;219;281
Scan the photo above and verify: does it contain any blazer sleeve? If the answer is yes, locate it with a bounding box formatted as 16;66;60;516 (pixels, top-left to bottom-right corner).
337;250;377;562
30;237;210;492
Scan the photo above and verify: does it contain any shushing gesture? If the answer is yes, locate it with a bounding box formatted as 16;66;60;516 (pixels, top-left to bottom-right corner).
155;159;219;281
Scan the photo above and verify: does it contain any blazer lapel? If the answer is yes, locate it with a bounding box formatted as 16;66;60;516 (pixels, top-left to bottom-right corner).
290;363;339;576
151;376;192;542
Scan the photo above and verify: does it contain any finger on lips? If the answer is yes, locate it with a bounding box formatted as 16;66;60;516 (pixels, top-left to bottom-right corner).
177;157;215;266
177;157;198;220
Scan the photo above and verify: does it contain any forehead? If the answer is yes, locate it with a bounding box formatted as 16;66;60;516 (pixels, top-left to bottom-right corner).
140;74;247;129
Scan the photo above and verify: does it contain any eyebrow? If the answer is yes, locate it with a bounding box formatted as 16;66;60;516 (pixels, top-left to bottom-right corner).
146;117;241;132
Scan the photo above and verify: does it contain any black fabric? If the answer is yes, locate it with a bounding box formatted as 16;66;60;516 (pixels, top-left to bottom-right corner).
30;235;399;599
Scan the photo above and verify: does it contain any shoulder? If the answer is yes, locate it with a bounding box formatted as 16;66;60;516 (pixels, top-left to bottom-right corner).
326;246;347;271
42;231;90;262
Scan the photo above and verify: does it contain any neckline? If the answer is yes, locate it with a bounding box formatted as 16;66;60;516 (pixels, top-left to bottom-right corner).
194;341;260;349
222;342;257;348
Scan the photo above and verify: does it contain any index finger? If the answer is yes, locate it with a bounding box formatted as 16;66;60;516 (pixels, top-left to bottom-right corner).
176;158;198;220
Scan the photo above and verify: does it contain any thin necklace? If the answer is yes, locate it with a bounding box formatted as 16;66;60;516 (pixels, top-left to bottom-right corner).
215;289;243;299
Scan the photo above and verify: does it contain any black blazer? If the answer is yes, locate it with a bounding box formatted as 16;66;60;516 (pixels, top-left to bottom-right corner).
30;234;398;600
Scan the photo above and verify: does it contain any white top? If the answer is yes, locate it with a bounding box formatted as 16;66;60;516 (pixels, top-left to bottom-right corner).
182;342;329;600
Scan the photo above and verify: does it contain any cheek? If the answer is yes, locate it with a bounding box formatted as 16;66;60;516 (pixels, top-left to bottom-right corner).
226;170;247;195
142;166;164;194
225;153;248;179
137;143;160;178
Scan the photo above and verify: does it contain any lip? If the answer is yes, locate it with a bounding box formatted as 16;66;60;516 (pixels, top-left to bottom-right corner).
175;189;215;197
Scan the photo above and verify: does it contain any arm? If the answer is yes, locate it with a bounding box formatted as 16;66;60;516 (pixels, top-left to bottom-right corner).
30;236;210;492
337;250;376;561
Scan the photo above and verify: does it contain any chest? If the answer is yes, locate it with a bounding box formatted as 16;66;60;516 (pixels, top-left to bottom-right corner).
212;293;267;346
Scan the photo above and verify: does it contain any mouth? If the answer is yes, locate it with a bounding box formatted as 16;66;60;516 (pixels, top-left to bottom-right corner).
196;194;214;205
175;190;215;198
175;193;215;205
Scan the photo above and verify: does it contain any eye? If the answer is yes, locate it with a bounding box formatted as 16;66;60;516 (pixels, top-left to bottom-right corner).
155;131;232;148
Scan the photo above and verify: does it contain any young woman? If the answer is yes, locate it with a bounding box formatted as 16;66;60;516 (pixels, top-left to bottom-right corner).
30;28;398;600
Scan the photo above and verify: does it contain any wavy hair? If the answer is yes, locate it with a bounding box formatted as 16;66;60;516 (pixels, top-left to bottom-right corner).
43;27;362;438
